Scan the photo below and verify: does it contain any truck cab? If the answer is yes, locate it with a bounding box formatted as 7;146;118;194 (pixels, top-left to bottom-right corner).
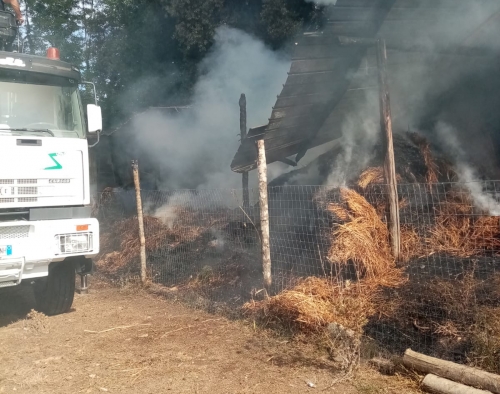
0;12;101;315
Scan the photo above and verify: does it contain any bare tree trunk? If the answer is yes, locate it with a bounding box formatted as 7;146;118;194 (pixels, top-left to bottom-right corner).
131;160;147;284
377;38;400;260
257;139;271;294
239;94;250;209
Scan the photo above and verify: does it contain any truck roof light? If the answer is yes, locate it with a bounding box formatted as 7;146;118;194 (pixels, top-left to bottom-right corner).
47;47;60;60
76;225;89;231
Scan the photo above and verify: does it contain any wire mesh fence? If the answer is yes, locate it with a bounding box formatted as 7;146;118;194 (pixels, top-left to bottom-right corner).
94;181;500;367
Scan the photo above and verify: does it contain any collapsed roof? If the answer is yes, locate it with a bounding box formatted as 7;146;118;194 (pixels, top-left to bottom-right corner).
230;0;500;173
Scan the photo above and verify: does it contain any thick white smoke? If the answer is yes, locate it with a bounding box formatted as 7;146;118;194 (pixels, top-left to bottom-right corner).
128;27;290;191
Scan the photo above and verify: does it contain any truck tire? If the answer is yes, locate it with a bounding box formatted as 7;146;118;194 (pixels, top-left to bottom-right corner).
34;262;75;316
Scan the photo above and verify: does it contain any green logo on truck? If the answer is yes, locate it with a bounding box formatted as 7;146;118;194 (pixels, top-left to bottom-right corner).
44;153;63;170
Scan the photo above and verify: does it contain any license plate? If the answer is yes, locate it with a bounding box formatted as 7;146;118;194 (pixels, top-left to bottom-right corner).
0;245;12;257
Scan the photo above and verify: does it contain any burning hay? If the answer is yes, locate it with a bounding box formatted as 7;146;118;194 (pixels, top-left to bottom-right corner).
327;188;405;287
427;192;500;257
408;132;440;185
96;208;217;277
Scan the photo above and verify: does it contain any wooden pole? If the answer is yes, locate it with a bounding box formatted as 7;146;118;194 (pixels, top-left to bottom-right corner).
239;94;250;209
403;349;500;394
421;374;492;394
256;138;271;294
377;38;401;259
131;160;147;284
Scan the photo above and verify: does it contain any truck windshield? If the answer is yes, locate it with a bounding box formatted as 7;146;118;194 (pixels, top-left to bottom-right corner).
0;80;85;138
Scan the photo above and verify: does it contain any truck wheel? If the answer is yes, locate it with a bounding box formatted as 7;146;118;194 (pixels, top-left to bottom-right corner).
34;262;75;316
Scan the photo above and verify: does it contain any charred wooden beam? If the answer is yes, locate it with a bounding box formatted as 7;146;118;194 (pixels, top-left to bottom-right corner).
239;94;250;209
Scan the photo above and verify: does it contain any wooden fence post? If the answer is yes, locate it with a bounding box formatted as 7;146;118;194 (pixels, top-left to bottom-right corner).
239;94;250;209
256;138;272;294
131;160;147;284
377;38;401;259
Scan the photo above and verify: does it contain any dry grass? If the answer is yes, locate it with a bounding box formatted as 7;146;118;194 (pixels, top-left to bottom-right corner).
427;193;500;257
243;277;375;335
97;207;221;276
357;167;402;189
408;132;439;185
358;167;386;189
470;306;500;373
400;226;423;263
327;188;405;287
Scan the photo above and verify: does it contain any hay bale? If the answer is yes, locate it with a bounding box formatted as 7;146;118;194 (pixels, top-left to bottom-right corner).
357;167;403;189
358;167;385;189
327;188;405;287
408;132;439;185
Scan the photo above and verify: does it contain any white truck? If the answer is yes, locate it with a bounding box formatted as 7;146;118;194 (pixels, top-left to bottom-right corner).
0;10;102;315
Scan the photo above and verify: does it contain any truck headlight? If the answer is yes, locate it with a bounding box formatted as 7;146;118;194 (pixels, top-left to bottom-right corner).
56;233;93;254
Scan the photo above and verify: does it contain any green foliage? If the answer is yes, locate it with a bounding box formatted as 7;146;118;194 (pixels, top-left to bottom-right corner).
18;0;321;125
164;0;224;60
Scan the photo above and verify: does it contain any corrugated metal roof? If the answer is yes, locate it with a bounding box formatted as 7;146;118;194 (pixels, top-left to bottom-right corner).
230;0;500;173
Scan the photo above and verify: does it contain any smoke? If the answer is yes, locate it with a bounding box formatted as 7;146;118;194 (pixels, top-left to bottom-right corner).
436;122;500;216
274;1;500;189
325;90;380;188
126;27;289;191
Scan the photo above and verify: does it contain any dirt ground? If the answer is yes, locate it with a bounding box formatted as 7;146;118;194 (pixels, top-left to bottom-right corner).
0;280;422;394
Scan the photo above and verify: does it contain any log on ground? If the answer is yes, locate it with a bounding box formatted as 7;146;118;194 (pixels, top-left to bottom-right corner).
403;349;500;394
422;374;492;394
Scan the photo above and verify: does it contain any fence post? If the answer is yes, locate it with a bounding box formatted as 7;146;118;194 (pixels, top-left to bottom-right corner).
377;38;401;260
256;138;272;294
239;93;250;209
131;160;147;284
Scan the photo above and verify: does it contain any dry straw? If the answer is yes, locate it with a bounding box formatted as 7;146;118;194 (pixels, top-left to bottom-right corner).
327;188;405;287
243;277;375;335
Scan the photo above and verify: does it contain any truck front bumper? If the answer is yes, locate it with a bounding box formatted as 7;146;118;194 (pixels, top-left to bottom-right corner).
0;218;99;287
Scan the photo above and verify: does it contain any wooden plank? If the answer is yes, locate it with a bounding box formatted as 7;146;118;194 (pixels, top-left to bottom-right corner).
403;349;500;394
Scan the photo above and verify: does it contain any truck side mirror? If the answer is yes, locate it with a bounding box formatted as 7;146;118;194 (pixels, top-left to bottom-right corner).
87;104;102;134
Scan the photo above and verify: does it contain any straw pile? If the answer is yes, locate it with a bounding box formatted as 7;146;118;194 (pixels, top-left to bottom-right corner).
243;277;376;335
408;132;439;185
427;192;500;257
357;167;402;189
97;207;212;276
327;188;405;287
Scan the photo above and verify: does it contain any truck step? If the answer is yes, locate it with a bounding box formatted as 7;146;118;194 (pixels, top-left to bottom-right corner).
0;258;24;287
